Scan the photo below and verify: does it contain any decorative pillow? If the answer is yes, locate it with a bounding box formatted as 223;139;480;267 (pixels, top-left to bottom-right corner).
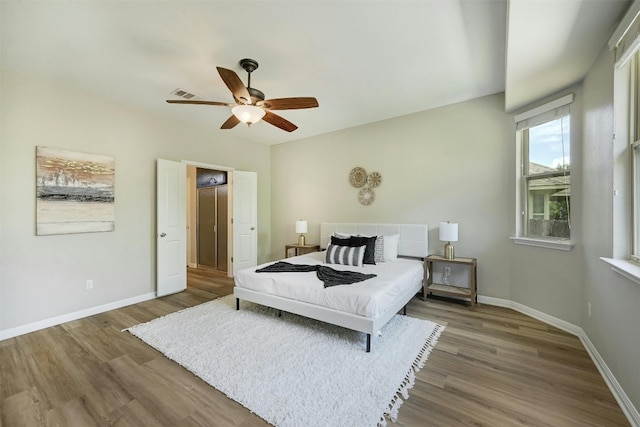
374;235;385;263
331;235;352;246
383;234;400;261
357;234;385;263
348;235;377;265
325;243;366;267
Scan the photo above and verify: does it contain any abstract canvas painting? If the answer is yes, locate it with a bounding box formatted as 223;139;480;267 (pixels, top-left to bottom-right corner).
36;147;115;235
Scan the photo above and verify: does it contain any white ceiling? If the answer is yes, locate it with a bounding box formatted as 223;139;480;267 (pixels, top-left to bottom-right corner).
0;1;630;145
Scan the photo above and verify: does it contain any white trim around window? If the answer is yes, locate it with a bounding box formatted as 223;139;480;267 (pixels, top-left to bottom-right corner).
512;93;574;248
513;93;574;124
510;236;574;251
601;257;640;286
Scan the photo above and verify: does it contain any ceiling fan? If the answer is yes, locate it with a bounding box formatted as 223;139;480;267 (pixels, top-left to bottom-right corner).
166;58;319;132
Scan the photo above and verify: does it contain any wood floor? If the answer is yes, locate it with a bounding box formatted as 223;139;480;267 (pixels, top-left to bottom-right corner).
1;267;630;426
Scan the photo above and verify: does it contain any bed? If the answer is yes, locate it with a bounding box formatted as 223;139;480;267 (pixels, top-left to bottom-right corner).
233;223;429;351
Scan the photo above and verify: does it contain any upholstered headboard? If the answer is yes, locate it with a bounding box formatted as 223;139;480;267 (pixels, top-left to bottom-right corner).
320;223;429;258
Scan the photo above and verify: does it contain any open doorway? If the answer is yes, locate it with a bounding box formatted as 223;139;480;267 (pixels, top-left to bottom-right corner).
157;159;257;297
186;165;230;282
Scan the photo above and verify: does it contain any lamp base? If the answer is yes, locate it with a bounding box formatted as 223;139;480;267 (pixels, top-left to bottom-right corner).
298;234;306;246
444;242;455;260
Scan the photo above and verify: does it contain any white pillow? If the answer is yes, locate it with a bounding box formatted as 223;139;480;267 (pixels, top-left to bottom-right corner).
325;243;366;267
383;234;400;261
332;232;354;239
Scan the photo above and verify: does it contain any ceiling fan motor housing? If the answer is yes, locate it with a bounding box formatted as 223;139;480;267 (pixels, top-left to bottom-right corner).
248;87;265;103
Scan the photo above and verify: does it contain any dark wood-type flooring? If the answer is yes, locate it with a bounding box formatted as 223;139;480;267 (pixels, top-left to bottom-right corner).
1;267;630;426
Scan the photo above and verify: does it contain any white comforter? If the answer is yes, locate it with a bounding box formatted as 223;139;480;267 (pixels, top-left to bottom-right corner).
234;251;424;318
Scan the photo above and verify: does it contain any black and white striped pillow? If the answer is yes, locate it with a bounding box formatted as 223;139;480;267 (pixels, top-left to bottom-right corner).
325;243;366;267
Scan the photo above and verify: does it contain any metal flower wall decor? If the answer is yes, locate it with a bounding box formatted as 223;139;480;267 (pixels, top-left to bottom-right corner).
349;167;382;205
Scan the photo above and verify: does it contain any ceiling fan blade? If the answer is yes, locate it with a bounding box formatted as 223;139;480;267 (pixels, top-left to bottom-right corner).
220;115;241;130
166;99;232;107
216;67;252;104
259;97;319;110
262;111;298;132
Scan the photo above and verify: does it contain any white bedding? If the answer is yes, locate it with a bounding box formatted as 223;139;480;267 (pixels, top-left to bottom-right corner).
234;251;424;318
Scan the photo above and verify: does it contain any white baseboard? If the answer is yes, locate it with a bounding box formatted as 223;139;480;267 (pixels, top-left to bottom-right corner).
580;333;640;426
478;295;640;427
0;292;157;341
478;295;583;336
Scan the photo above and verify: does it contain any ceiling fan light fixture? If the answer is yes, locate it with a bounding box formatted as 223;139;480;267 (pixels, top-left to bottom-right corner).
232;104;265;126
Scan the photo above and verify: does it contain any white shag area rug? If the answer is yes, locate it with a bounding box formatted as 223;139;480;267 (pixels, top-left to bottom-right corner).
126;295;444;427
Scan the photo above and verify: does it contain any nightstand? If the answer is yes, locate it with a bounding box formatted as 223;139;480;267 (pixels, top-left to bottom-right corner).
285;243;320;258
424;255;477;307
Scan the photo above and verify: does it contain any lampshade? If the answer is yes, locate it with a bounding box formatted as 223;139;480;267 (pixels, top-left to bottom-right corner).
439;222;458;242
232;104;266;125
295;220;308;234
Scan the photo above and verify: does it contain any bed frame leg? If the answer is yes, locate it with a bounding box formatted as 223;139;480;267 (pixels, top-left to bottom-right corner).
277;309;282;317
366;334;371;352
236;298;239;310
403;304;407;315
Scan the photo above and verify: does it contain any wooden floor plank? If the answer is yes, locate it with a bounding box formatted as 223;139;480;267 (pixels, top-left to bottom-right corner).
0;267;630;427
0;388;48;427
104;399;165;427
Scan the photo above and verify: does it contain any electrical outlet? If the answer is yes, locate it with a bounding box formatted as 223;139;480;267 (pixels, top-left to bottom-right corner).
588;302;591;318
444;267;451;275
86;279;93;290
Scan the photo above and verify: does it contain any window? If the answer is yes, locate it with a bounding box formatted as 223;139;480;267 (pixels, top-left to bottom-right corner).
602;0;640;279
532;193;545;220
616;51;640;263
514;94;573;245
632;53;640;262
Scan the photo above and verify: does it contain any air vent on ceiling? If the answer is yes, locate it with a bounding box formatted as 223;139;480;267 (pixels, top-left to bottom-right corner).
170;88;201;100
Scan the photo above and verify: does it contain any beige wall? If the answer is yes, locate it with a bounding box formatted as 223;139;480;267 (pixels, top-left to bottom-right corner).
271;89;587;323
582;44;640;411
0;69;271;333
507;84;584;325
271;93;514;300
270;78;639;413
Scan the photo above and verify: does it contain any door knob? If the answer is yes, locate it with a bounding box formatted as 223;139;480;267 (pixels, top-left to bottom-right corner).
250;227;255;230
160;232;167;237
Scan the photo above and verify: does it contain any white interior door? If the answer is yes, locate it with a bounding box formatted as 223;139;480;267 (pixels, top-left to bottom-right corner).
157;159;187;296
232;170;258;275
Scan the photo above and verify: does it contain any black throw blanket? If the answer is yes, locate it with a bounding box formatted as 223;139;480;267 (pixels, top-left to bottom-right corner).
255;262;377;288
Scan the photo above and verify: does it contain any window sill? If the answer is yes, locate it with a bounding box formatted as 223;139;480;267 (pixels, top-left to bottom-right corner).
510;237;574;251
600;257;640;285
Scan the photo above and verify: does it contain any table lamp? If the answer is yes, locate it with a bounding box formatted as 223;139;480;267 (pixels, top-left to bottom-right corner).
296;220;307;246
439;221;458;260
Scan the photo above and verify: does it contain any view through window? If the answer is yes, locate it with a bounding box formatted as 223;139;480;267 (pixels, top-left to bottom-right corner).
522;112;571;239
